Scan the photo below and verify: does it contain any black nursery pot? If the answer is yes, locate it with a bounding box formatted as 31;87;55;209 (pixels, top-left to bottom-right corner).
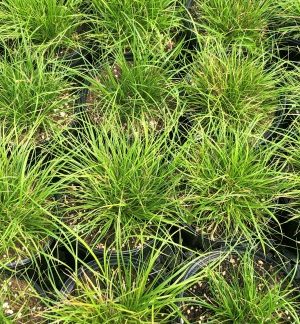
176;247;299;323
277;38;300;68
259;91;300;147
32;240;88;299
276;212;300;252
57;45;96;75
76;237;155;262
272;196;300;254
183;0;197;52
54;20;96;71
171;224;249;252
167;111;194;147
3;238;54;272
260;99;291;144
171;223;281;253
57;47;87;69
172;0;198;79
281;219;300;250
72;228;183;272
60;257;133;296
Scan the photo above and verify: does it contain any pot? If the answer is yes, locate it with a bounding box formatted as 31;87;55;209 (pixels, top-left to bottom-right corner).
4;238;55;272
171;223;275;252
277;38;300;67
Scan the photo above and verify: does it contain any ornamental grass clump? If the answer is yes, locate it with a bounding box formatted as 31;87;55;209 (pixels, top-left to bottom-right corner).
0;43;78;143
84;45;182;131
274;0;300;40
183;41;285;135
190;0;274;49
0;128;64;268
180;250;300;323
42;248;189;324
175;122;293;248
59;121;179;252
0;0;84;49
90;0;185;54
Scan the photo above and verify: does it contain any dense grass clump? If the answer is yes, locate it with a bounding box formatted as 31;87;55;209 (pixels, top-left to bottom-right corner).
0;0;83;47
275;0;300;40
0;129;63;266
84;45;183;129
0;0;299;322
183;41;285;133
59;121;179;250
191;0;274;48
180;251;300;323
42;250;187;323
174;123;293;247
90;0;185;53
0;43;78;142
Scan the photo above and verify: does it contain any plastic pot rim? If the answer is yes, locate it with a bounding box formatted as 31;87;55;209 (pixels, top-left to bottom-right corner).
4;237;55;271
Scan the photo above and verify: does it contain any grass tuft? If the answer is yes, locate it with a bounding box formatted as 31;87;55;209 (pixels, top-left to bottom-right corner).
183;40;285;134
174;122;294;247
191;0;274;49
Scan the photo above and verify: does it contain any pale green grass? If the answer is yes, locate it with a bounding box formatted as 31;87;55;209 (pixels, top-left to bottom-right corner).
174;122;294;248
0;128;65;267
0;0;84;48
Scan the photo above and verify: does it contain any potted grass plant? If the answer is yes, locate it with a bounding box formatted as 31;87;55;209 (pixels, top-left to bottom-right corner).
187;0;274;50
173;122;294;250
30;234;183;298
273;0;300;66
178;248;300;323
182;40;289;139
58;120;180;258
0;0;91;67
0;128;65;270
83;45;183;135
0;43;84;146
89;0;186;56
42;248;186;323
0;271;46;323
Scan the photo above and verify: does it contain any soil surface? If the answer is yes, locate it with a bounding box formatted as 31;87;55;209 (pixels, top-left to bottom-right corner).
0;276;46;323
35;91;77;144
83;226;150;253
189;1;201;22
181;254;299;323
13;91;77;145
